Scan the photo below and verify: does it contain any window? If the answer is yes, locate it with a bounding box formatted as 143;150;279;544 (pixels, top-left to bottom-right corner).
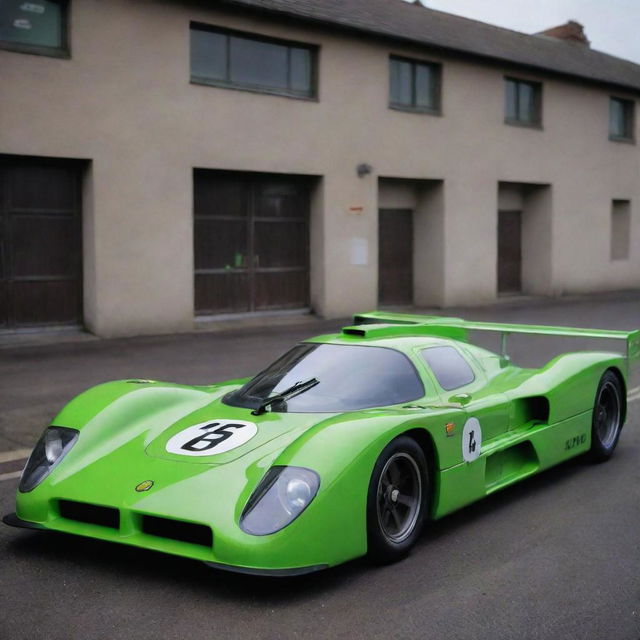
224;343;424;412
389;56;441;114
611;200;631;260
609;97;635;142
190;23;316;99
505;77;542;127
0;0;68;57
422;346;475;391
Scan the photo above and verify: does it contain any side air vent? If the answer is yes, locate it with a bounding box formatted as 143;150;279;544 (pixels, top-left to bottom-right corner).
58;500;120;529
512;396;550;427
141;515;213;547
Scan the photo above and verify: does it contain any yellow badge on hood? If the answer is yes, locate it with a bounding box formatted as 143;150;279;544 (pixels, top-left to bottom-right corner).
135;480;154;492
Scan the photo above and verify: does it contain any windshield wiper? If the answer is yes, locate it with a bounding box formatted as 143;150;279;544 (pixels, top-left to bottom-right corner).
251;378;320;416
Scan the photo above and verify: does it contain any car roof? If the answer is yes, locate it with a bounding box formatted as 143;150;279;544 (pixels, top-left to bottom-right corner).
306;326;467;353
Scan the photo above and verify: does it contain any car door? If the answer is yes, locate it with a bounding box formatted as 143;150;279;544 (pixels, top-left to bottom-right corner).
419;345;511;452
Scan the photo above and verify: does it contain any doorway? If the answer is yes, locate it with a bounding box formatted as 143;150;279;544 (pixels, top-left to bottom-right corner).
378;208;414;305
497;210;522;295
0;158;83;328
194;170;311;315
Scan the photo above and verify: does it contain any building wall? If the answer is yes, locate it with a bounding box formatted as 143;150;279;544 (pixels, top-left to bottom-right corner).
1;0;638;335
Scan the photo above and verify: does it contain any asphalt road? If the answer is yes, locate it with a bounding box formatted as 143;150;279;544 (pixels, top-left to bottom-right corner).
1;293;639;639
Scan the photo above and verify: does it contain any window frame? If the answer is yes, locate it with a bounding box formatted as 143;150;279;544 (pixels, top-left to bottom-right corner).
609;96;635;143
0;0;70;59
388;54;442;116
189;22;318;101
504;76;543;129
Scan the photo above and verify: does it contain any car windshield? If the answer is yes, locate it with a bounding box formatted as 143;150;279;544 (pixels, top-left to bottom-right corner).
223;343;424;413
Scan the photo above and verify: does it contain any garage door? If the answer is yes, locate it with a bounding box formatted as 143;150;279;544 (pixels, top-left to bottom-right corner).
0;159;83;328
194;170;310;315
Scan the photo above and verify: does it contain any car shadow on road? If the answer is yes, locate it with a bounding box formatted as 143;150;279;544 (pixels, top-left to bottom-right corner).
3;452;609;603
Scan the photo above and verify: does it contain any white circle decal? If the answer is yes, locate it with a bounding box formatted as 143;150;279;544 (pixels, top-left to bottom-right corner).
166;420;258;457
462;417;482;463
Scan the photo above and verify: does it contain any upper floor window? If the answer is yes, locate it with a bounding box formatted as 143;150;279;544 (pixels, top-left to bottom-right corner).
609;97;635;142
421;346;475;391
190;23;316;99
505;77;542;127
389;56;441;114
0;0;68;57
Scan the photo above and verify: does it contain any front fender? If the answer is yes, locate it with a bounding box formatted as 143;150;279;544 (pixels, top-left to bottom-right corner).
264;407;462;564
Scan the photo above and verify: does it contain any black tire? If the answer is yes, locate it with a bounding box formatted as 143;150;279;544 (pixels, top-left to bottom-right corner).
589;370;624;462
366;435;429;564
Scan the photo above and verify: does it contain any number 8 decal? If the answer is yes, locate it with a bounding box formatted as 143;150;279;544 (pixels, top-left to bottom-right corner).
462;417;482;463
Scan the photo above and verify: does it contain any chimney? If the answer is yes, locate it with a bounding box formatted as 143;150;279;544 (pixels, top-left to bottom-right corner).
538;21;590;46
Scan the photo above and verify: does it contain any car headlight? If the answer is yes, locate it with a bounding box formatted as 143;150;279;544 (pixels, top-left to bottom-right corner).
19;427;79;493
240;466;320;536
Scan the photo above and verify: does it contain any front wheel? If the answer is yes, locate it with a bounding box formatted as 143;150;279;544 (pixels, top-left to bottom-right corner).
589;370;624;462
366;436;429;564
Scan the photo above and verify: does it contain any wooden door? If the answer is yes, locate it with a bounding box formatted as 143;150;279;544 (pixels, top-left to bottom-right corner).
0;160;82;328
194;171;310;315
497;210;522;294
378;208;413;306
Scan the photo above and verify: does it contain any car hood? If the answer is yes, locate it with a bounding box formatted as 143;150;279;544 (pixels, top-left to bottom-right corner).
144;395;334;466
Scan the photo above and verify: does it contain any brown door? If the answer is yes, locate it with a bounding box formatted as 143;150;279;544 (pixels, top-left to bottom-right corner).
497;210;522;294
378;208;413;306
0;159;82;328
194;171;310;315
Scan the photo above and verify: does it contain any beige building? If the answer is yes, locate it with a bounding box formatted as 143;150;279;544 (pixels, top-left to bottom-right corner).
0;0;639;337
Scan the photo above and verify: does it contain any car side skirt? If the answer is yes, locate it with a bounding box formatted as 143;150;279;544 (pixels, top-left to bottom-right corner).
432;410;592;519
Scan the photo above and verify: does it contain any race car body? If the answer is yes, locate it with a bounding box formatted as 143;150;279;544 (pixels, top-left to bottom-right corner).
4;312;639;575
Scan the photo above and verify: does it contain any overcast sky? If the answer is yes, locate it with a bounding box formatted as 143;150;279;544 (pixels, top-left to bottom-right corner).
406;0;640;64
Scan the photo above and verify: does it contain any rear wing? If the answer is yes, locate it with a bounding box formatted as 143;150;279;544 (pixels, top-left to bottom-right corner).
353;311;640;374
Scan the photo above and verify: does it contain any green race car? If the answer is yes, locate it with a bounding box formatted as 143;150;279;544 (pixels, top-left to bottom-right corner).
4;312;639;576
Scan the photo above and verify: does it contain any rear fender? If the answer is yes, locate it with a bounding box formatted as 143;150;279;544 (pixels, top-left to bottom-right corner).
509;353;627;423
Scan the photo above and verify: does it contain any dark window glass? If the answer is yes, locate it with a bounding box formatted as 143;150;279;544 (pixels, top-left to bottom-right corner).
191;28;226;82
230;36;288;89
415;63;436;109
504;78;541;126
505;79;517;120
224;343;424;412
290;47;312;93
190;24;315;98
0;0;67;54
390;58;412;105
389;56;441;113
422;346;475;391
609;97;634;141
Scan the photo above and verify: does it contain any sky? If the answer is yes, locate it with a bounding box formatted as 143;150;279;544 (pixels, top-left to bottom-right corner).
404;0;640;64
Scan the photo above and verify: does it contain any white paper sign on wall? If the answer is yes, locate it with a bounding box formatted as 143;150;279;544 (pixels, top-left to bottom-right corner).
350;238;368;266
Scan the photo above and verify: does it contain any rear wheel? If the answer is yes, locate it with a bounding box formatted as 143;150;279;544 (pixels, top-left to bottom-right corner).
589;370;624;462
366;436;429;563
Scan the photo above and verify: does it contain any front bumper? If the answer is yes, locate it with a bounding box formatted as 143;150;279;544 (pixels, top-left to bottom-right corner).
2;510;329;576
2;512;45;530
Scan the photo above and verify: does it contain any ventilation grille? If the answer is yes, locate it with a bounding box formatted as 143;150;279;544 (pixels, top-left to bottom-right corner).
58;500;120;529
141;515;213;547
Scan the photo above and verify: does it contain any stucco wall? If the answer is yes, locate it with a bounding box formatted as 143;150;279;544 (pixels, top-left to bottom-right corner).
1;0;638;335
